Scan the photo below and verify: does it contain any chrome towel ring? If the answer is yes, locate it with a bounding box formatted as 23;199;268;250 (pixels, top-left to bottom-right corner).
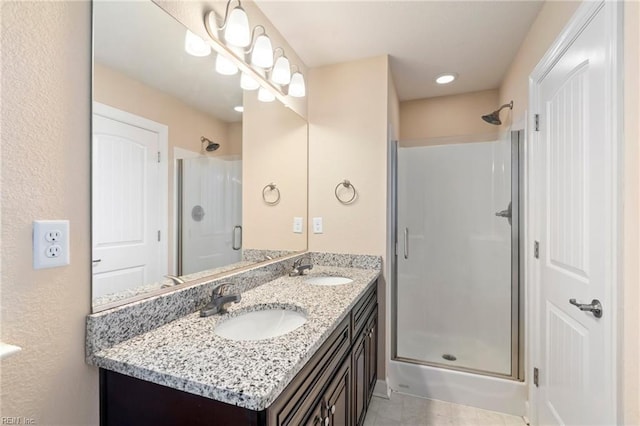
335;179;357;204
262;183;281;205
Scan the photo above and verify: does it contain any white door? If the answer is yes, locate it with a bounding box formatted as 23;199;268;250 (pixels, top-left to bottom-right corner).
92;104;168;298
181;156;242;275
531;2;618;425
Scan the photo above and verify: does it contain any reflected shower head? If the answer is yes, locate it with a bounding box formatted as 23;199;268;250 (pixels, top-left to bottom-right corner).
481;101;514;125
201;136;220;152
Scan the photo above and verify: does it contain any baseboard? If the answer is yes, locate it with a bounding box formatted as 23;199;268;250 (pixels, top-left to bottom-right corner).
372;379;391;399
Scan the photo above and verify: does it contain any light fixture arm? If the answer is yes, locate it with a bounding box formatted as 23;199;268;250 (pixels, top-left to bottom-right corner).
216;0;243;31
245;25;266;54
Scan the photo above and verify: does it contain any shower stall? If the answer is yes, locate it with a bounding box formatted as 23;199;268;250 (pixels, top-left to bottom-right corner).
176;156;242;275
389;130;525;414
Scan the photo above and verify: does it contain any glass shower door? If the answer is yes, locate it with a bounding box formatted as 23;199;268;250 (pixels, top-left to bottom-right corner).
395;135;519;378
178;156;242;275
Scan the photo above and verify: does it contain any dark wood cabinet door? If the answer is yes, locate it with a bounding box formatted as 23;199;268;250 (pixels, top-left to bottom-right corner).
366;311;378;403
352;331;367;426
304;402;324;426
327;359;350;426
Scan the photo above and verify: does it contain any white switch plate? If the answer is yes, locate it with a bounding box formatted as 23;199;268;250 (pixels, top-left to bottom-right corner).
313;217;323;234
33;220;70;269
293;217;303;234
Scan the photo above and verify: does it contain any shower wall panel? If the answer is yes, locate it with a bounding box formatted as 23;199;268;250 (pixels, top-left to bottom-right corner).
396;140;512;375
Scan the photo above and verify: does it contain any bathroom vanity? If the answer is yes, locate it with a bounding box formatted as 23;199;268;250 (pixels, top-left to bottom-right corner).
87;254;381;426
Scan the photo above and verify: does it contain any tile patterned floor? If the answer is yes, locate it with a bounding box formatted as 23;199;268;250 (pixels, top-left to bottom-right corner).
364;393;527;426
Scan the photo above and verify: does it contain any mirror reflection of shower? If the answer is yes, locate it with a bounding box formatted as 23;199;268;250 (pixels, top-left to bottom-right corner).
200;136;220;153
176;145;242;275
481;101;513;125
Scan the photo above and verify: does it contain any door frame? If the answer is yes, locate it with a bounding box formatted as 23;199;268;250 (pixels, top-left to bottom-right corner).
526;1;623;424
92;102;169;284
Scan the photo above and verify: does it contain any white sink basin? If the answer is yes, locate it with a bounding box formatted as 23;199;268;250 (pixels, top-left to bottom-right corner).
305;276;353;286
214;308;307;341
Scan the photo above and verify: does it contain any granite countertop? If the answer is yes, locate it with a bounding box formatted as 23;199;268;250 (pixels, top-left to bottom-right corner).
91;265;380;411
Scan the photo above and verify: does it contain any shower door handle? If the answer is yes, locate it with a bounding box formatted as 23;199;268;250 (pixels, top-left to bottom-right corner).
403;228;409;260
232;225;242;250
495;202;512;226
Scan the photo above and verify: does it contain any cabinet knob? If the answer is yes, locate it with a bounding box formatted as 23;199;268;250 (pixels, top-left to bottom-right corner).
331;405;336;414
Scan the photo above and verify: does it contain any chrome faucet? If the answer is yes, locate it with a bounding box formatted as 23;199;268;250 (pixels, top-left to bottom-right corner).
289;256;313;276
200;282;241;317
161;274;186;288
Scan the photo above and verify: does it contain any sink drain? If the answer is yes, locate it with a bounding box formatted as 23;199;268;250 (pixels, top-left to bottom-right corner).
442;354;457;361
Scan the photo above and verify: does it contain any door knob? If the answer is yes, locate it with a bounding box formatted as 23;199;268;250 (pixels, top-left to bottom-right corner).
569;298;603;318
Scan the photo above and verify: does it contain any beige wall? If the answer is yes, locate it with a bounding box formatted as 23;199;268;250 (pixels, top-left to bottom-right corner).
400;89;500;146
242;91;308;251
1;2;99;425
498;1;581;123
154;0;308;119
308;55;389;377
93;62;241;272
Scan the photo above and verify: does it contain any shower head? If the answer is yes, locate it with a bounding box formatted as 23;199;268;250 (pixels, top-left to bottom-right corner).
481;101;514;126
201;136;220;152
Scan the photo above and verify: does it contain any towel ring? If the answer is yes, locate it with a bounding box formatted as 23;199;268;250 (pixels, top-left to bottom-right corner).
262;183;281;205
335;180;357;204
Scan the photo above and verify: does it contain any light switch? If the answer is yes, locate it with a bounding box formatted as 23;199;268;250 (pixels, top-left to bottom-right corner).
293;217;303;233
313;217;323;234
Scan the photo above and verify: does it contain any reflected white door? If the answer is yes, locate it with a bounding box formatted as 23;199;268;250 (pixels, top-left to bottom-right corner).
92;104;168;298
181;156;242;275
532;3;617;424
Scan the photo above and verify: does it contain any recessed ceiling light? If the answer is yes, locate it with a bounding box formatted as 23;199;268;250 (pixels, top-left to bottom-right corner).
435;73;457;85
234;106;244;112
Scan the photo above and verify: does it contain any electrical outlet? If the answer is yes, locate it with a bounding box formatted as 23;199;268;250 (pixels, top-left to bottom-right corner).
45;230;62;242
313;217;323;234
33;220;70;269
46;245;63;258
293;217;303;234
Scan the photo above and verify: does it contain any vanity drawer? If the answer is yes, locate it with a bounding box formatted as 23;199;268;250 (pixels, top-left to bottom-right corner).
352;283;377;338
267;315;351;426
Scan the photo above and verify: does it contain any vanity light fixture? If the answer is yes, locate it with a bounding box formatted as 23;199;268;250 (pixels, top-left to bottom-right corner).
241;72;259;90
288;71;306;98
215;0;251;47
271;48;291;85
184;30;211;57
215;52;238;75
258;86;276;102
435;73;457;84
234;106;244;112
247;26;273;69
203;9;307;99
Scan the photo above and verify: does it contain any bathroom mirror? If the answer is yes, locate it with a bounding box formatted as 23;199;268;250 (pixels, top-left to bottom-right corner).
91;1;308;311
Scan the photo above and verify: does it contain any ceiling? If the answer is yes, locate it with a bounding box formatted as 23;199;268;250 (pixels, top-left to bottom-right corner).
94;1;243;122
254;1;544;101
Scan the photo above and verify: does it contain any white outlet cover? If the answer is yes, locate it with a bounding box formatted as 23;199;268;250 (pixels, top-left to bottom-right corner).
33;220;70;269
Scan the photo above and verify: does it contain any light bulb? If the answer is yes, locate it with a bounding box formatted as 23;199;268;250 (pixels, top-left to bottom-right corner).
288;72;306;98
215;53;238;75
251;34;273;68
224;6;250;47
258;87;275;102
271;55;291;85
241;72;259;90
184;30;211;57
